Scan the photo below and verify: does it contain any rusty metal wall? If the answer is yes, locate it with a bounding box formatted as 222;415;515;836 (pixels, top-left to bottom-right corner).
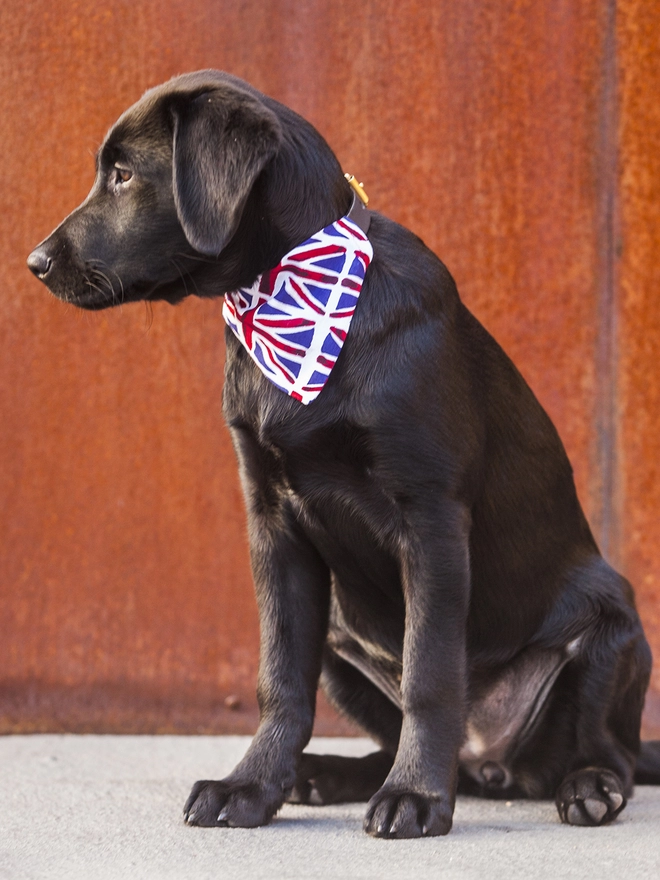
0;0;658;735
617;0;660;733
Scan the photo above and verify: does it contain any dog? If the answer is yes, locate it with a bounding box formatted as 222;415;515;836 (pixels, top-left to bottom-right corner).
28;70;660;838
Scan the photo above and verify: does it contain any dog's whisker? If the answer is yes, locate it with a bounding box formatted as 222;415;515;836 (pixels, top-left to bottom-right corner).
85;279;105;296
89;260;125;305
173;258;202;298
170;258;191;299
91;268;113;290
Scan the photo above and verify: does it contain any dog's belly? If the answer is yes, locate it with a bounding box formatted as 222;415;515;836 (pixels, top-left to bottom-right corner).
458;638;581;787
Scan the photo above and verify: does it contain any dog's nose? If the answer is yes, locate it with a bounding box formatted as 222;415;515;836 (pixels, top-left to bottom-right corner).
27;246;53;279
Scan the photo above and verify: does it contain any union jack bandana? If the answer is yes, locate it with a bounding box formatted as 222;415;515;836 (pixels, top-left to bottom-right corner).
223;207;373;405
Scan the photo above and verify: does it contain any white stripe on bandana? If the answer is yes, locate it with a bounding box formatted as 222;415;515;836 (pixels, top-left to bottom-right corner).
223;215;373;404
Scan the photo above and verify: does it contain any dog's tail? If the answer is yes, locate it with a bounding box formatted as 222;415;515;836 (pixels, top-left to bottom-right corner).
635;741;660;784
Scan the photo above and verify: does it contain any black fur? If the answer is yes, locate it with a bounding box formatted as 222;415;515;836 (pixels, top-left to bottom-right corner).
28;70;660;838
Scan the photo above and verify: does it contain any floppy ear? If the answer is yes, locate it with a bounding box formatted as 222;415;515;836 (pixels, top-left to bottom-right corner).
172;89;282;255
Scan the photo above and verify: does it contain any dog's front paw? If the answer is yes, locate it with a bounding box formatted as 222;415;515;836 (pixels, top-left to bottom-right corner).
363;788;453;838
183;779;283;828
555;767;626;826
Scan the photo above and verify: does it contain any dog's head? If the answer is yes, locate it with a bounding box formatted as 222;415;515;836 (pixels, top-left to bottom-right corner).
27;71;347;310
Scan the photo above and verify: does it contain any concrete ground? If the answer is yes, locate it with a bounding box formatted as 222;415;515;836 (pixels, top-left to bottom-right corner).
1;735;659;880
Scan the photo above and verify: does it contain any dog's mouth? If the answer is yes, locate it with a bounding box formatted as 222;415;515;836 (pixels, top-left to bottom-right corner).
62;278;187;311
43;273;149;311
29;248;190;311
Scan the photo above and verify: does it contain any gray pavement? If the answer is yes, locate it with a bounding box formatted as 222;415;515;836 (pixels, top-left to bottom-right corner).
1;735;659;879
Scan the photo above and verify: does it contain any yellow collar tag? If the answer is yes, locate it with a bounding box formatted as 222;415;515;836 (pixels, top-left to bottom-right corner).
344;173;369;206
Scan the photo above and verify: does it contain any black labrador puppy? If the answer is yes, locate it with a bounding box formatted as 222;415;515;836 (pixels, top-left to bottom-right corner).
28;70;660;838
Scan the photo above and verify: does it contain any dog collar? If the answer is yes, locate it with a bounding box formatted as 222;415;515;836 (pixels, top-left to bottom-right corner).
223;191;373;404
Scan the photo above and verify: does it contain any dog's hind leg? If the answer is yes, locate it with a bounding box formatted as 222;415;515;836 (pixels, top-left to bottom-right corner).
287;649;400;805
553;596;651;826
288;751;393;805
320;645;403;752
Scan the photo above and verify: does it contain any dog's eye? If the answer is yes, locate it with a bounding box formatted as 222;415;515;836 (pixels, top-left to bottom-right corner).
114;167;133;185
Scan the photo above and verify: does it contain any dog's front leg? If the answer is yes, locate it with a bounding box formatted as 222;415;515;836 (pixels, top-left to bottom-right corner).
364;499;470;838
184;458;330;827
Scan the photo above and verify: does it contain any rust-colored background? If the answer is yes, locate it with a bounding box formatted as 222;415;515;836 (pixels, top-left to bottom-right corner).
1;0;659;736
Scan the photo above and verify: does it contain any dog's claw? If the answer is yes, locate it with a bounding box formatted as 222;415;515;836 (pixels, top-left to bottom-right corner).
608;792;624;811
365;789;452;839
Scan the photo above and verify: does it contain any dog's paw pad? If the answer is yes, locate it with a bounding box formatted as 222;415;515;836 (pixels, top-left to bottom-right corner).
556;767;626;826
566;799;607;825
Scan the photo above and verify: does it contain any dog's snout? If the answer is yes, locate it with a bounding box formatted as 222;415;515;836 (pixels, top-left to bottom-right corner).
27;246;53;279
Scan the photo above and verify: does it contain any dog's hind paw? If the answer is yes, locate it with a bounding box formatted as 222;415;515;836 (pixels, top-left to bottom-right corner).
183;778;282;828
286;751;392;806
555;767;626;826
363;788;453;838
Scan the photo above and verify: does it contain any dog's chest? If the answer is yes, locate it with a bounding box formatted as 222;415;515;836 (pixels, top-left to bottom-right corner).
280;444;403;587
240;408;407;603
